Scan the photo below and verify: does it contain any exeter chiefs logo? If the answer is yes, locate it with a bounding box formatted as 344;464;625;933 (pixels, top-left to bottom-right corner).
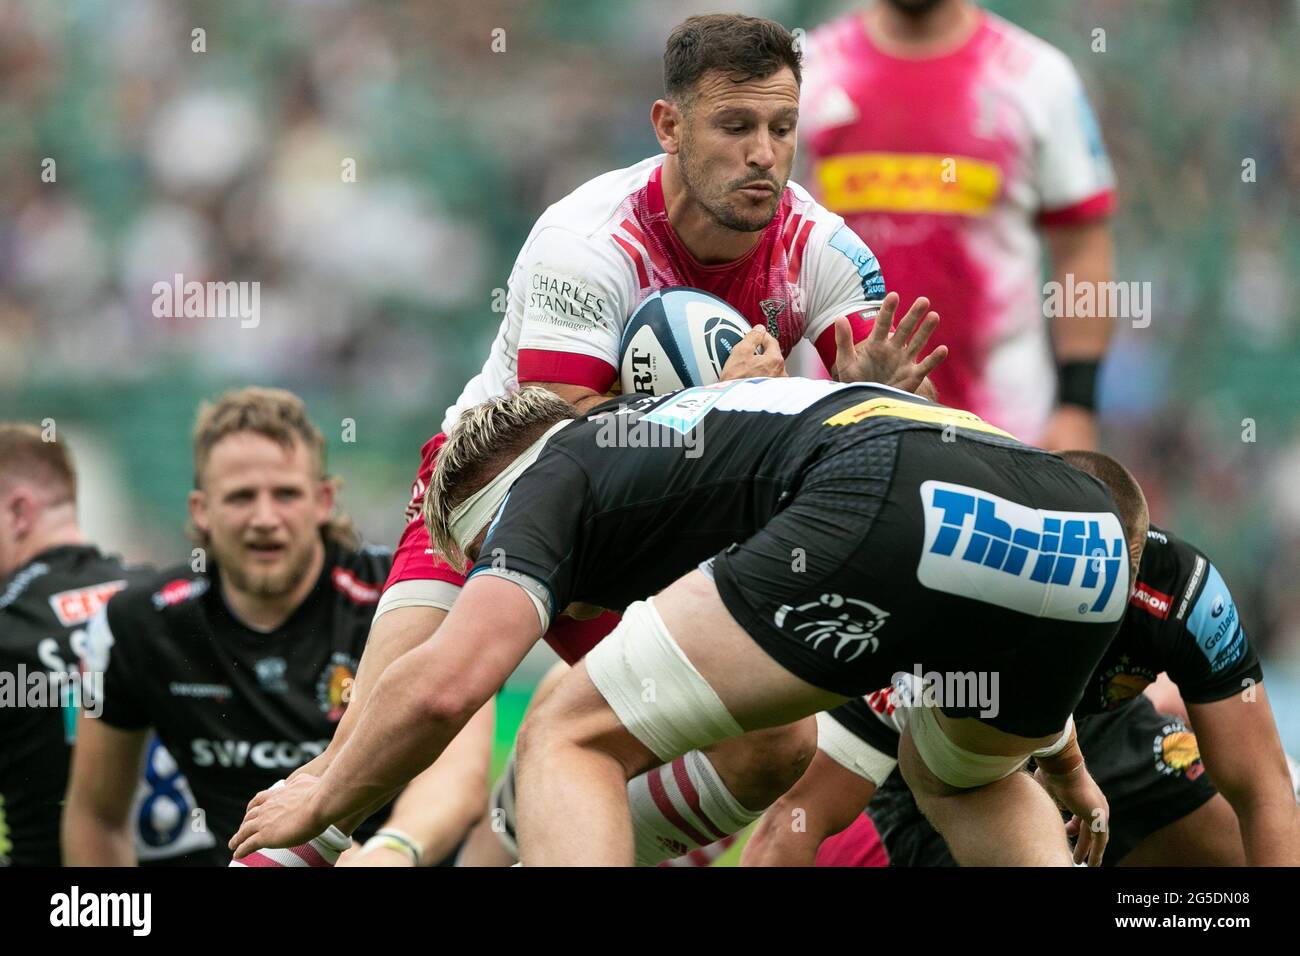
703;315;746;377
1153;720;1204;780
774;593;889;662
316;653;358;722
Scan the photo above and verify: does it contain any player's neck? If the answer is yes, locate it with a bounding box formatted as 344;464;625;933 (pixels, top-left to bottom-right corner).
865;1;978;57
660;159;765;265
219;542;324;633
11;514;88;574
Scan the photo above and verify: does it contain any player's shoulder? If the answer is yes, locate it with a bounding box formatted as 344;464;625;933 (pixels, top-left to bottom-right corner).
785;181;851;242
528;156;662;245
105;563;209;627
980;11;1082;88
327;543;393;608
1130;525;1214;625
806;11;863;67
786;183;884;293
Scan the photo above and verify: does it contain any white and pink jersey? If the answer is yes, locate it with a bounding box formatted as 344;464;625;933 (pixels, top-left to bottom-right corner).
802;10;1116;441
442;155;885;433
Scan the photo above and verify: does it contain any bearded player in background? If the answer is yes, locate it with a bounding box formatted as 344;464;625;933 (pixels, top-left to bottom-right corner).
62;388;490;866
802;0;1116;448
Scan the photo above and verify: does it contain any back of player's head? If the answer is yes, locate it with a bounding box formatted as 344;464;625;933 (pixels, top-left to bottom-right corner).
192;386;327;489
425;387;577;571
0;422;77;502
1059;450;1150;563
664;14;802;108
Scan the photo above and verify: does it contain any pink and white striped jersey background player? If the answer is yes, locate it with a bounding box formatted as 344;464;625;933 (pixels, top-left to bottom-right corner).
801;7;1116;442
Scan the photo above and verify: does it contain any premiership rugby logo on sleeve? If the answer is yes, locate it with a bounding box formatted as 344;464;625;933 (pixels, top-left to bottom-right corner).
916;481;1128;621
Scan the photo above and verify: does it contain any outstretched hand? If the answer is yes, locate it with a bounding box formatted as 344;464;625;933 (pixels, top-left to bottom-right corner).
833;291;947;393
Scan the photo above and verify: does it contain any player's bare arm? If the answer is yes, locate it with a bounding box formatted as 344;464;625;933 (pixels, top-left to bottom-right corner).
1190;684;1300;865
339;698;494;867
62;714;149;866
230;574;539;858
1040;220;1115;451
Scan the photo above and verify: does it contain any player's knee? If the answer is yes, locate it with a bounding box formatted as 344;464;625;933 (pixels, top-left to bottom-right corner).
722;719;816;811
517;669;637;776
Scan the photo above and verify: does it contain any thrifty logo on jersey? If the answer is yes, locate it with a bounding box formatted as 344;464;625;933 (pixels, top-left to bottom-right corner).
191;738;329;770
48;580;127;626
152;273;259;329
594;405;703;458
1186;564;1245;673
814;152;1001;217
0;664;102;718
151;577;209;610
917;481;1128;621
527;269;609;332
50;886;151;936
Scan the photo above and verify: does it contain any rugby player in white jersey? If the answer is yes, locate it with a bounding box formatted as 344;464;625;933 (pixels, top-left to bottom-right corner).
237;12;947;866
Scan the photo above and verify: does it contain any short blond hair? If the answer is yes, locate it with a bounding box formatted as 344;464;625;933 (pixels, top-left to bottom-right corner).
191;386;358;548
0;423;77;499
424;388;577;572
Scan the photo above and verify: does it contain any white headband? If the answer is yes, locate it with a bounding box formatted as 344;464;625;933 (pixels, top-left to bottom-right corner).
447;419;572;560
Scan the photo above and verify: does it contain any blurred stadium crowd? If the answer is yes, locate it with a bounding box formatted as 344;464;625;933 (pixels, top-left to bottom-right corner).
2;0;1299;676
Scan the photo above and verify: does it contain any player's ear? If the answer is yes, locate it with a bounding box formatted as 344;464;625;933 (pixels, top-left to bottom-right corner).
651;99;683;155
187;488;210;536
314;478;337;522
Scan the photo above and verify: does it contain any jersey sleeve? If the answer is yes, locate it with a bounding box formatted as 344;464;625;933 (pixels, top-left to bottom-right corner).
1031;51;1117;225
467;447;592;627
799;216;887;371
515;226;632;394
82;601;151;731
1161;549;1262;705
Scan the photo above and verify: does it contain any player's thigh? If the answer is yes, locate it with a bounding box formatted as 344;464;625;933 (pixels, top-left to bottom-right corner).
1080;698;1239;865
1116;794;1245;866
653;570;847;731
523;660;571;716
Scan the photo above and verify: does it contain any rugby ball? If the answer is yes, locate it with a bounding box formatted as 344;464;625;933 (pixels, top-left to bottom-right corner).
619;288;754;396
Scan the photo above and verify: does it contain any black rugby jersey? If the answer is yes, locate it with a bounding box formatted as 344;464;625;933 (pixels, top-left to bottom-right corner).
828;523;1263;747
0;545;152;866
1081;524;1261;719
470;376;1025;620
86;542;392;862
